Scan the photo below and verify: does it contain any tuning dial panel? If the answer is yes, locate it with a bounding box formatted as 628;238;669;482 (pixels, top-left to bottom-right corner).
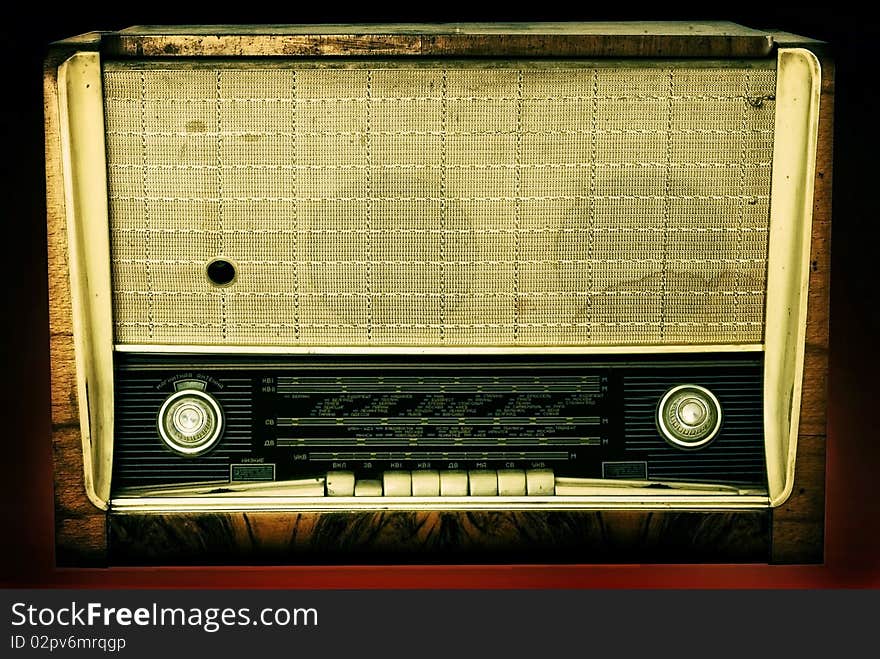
113;355;765;490
656;384;722;450
157;389;224;456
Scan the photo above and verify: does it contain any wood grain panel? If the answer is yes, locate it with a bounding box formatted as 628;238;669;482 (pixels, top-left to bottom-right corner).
109;510;769;565
85;22;776;59
45;38;107;567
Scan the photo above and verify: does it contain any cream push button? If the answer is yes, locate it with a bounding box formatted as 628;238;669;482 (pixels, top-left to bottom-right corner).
354;479;383;496
497;469;527;496
468;470;498;496
526;469;555;495
411;470;440;496
439;470;469;496
326;471;355;497
382;471;412;496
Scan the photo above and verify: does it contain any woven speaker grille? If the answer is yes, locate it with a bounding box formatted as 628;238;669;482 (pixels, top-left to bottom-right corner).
103;63;776;347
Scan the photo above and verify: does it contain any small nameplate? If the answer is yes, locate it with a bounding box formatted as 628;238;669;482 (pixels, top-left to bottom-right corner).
602;461;648;480
231;463;276;482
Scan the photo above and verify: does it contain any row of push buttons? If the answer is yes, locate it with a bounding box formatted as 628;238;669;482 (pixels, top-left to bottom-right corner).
325;469;555;497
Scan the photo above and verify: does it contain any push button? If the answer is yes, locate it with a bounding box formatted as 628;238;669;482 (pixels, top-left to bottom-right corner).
354;479;383;496
382;470;412;496
439;470;468;496
411;470;440;496
526;469;555;495
468;470;498;496
326;471;355;497
497;469;527;496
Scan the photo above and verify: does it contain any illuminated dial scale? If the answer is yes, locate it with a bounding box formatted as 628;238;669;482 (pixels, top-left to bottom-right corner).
268;371;606;473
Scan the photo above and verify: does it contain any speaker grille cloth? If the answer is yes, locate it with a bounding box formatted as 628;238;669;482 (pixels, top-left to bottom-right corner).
103;63;776;347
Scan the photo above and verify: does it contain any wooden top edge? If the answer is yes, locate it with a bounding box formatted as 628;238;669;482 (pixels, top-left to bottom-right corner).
115;22;768;37
45;23;833;59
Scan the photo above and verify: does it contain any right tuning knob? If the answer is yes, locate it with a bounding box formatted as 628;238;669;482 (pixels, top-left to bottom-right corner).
656;384;722;450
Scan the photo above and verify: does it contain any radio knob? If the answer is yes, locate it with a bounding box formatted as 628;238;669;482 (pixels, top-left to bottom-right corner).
157;389;224;456
656;385;722;450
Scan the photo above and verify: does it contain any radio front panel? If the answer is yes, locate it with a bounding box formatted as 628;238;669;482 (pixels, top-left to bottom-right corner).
112;354;765;495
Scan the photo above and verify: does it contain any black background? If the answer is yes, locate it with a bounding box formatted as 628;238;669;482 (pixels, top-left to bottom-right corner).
2;6;878;587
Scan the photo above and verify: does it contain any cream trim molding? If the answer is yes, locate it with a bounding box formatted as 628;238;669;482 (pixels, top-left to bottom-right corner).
764;48;821;506
114;343;765;355
57;49;821;512
58;52;114;509
112;477;769;512
110;494;770;514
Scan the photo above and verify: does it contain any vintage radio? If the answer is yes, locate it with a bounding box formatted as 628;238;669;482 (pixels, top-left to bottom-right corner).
45;23;832;565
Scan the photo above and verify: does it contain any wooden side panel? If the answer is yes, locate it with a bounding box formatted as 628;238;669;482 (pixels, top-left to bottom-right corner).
770;56;834;564
109;510;769;565
45;43;108;567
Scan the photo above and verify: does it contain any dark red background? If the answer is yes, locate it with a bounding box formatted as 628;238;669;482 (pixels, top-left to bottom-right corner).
3;7;878;588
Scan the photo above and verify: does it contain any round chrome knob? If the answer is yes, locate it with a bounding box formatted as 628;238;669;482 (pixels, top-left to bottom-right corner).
157;389;224;456
678;399;706;426
656;384;722;450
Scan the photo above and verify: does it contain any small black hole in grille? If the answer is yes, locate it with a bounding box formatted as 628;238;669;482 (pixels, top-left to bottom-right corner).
206;258;236;287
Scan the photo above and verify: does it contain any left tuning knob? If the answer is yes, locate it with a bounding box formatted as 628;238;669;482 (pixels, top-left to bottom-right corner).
157;389;224;456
